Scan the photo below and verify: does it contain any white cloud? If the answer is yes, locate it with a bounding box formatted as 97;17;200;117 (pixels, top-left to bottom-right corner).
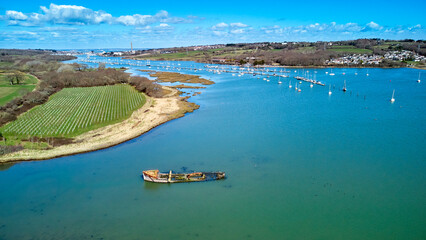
116;10;174;26
366;21;382;30
408;24;422;31
213;31;227;36
136;23;174;34
39;4;113;25
211;22;250;36
2;4;193;26
260;22;390;36
230;22;248;28
230;29;245;34
5;10;28;20
212;22;229;30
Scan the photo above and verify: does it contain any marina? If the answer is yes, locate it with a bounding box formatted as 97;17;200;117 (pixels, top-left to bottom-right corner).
0;56;425;240
1;1;425;239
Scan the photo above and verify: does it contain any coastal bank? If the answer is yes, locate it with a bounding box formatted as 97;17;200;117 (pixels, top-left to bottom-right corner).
0;86;199;163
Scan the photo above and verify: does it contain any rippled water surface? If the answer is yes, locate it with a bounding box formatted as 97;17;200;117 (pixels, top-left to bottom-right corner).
1;57;425;239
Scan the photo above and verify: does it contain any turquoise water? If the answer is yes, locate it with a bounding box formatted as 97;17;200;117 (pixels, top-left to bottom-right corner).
1;58;425;239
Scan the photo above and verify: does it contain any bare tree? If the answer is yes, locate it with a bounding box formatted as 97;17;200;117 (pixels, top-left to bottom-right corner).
13;72;24;85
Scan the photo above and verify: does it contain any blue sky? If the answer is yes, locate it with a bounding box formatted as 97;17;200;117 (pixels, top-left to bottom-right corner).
0;0;425;49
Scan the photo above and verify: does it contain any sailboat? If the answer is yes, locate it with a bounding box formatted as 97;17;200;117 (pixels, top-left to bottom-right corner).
342;80;347;92
328;85;332;95
329;69;335;76
146;59;151;67
390;89;395;103
289;80;292;88
278;76;282;84
417;72;421;83
366;69;369;76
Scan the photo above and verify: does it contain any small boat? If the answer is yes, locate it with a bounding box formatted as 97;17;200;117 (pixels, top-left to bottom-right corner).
390;89;395;103
142;170;226;183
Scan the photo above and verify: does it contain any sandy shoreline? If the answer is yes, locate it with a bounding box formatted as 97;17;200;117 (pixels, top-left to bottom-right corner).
0;87;197;163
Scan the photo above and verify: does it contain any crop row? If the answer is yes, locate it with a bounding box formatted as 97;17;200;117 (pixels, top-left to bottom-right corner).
2;84;146;137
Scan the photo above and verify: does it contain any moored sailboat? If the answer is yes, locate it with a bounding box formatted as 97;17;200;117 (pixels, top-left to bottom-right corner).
390;89;395;103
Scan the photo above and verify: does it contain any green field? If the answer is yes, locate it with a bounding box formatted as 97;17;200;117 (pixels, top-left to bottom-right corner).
0;73;38;105
1;84;146;138
327;45;373;54
136;47;255;61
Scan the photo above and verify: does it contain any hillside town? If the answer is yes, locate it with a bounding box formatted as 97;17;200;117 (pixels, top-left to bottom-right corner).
325;50;426;66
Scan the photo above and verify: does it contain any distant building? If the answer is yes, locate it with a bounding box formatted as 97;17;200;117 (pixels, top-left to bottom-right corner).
212;59;226;63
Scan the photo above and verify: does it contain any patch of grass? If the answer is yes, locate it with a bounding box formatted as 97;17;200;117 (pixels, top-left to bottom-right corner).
0;73;38;106
0;136;49;150
135;47;254;61
0;73;38;86
327;46;372;54
0;86;34;106
1;84;146;138
148;71;214;85
406;61;426;69
0;62;13;68
330;45;356;49
170;84;206;89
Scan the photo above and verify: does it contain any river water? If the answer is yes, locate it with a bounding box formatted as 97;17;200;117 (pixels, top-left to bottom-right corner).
0;56;425;239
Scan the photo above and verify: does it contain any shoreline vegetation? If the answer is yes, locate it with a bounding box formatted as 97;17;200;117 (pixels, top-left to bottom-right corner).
0;49;208;163
123;39;426;69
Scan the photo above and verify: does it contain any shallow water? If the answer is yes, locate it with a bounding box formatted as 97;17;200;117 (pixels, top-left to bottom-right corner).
0;57;425;239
